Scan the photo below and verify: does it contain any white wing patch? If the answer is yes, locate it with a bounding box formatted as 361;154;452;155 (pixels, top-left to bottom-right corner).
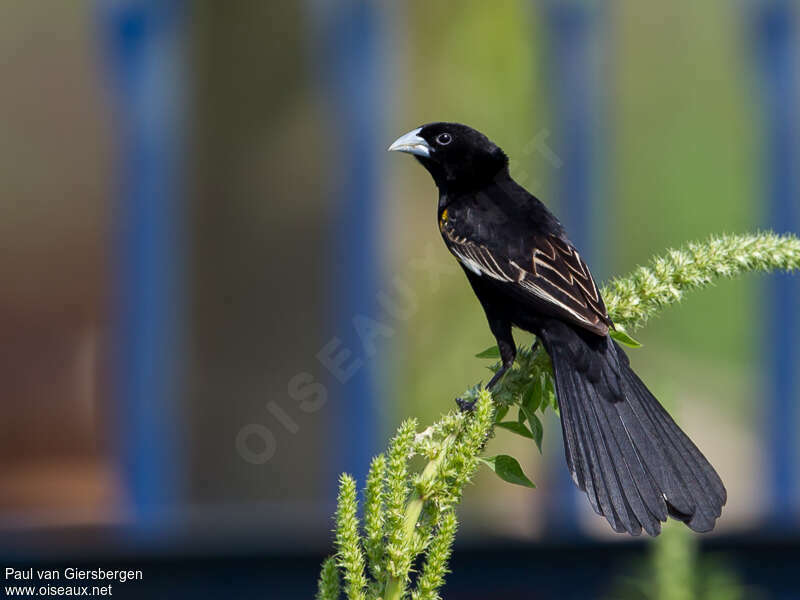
451;243;514;282
452;247;483;276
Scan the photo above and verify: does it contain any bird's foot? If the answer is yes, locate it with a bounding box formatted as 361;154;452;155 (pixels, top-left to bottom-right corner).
456;397;477;413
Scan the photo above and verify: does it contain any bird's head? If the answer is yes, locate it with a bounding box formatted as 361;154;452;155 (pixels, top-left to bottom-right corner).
388;122;508;190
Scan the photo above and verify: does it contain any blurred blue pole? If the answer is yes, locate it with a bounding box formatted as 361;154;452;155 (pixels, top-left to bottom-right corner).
97;0;187;533
540;0;606;537
309;0;385;493
751;0;800;527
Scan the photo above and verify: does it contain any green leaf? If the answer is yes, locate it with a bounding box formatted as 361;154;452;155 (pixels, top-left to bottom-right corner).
475;345;501;359
544;376;558;413
496;421;533;439
609;328;643;348
522;378;544;415
493;404;509;423
526;410;544;452
479;455;535;488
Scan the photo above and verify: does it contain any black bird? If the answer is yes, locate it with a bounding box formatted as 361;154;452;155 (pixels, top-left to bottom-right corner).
388;122;726;536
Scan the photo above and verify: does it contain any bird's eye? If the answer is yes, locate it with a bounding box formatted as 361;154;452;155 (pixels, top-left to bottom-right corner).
436;133;452;146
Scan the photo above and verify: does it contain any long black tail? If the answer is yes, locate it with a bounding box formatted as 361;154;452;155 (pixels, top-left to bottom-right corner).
540;321;727;536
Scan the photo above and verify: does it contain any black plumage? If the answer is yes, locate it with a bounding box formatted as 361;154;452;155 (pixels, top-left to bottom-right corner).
389;122;726;536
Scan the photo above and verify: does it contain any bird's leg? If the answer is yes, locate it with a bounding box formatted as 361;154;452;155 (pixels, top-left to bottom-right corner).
487;330;516;391
456;318;516;412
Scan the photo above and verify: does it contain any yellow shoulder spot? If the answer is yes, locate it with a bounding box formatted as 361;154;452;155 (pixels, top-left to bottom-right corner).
439;208;448;231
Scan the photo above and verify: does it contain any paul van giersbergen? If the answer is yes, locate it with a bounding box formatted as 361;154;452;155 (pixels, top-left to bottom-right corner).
5;567;143;583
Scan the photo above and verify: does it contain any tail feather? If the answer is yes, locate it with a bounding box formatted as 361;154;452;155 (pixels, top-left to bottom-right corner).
558;378;598;509
543;323;726;536
590;378;666;535
626;370;726;531
577;373;642;534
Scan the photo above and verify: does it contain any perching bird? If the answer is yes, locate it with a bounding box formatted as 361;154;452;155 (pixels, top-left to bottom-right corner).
388;122;726;536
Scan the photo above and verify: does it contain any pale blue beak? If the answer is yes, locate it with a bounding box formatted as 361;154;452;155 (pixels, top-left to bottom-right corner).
388;127;431;157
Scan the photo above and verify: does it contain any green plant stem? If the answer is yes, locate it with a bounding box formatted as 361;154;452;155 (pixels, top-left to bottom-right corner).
603;232;800;331
383;434;456;600
319;232;800;600
654;523;694;600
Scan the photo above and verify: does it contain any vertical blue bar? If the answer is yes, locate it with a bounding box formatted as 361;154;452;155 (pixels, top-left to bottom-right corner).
309;0;385;491
540;0;605;536
751;0;800;525
97;0;187;532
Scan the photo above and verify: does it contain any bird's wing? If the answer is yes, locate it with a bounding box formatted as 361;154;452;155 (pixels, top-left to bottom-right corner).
443;227;612;336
